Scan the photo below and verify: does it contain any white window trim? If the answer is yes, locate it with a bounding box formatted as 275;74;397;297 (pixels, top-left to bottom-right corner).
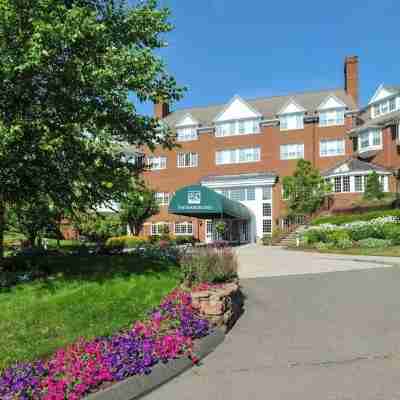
325;174;389;193
176;126;198;142
371;95;399;119
174;221;194;236
151;222;170;236
155;192;170;206
279;112;304;131
177;152;199;168
319;138;346;157
214;118;261;138
280;143;304;160
215;147;261;165
358;129;383;153
148;156;167;170
318;108;345;127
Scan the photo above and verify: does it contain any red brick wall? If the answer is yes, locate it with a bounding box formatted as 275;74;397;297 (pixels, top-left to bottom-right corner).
141;119;354;235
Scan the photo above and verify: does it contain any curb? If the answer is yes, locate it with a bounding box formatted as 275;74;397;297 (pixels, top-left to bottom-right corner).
85;328;225;400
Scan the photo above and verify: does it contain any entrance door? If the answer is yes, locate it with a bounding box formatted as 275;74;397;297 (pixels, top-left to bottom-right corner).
205;220;214;243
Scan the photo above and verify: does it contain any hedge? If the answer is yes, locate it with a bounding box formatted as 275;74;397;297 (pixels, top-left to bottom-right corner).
105;236;148;249
310;209;400;226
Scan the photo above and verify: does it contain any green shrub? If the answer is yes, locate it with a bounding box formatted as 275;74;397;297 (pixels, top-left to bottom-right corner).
261;234;272;246
358;238;392;248
302;229;327;245
105;235;148;250
181;247;238;285
311;209;400;226
364;171;384;200
174;236;196;245
325;230;353;248
347;224;385;241
315;241;332;250
381;224;400;245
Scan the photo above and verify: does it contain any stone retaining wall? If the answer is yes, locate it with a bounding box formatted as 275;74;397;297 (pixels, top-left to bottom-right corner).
191;282;243;332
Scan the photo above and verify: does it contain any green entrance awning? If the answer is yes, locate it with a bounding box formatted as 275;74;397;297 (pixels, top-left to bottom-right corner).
169;184;251;219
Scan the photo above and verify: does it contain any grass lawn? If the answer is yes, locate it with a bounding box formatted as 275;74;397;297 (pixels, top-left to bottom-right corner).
0;255;181;371
291;245;400;257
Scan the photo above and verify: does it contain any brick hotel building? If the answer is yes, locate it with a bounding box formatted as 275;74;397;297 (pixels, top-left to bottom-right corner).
139;56;400;243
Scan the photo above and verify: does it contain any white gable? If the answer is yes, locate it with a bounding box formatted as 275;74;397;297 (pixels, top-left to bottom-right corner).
213;96;261;122
369;84;395;105
277;98;306;115
175;113;199;127
318;95;346;110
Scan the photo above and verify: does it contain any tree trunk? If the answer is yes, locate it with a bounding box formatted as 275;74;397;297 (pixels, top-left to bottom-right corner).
0;198;5;261
134;223;143;237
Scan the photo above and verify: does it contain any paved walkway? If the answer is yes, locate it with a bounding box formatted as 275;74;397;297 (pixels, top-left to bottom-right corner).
144;247;400;399
236;244;400;279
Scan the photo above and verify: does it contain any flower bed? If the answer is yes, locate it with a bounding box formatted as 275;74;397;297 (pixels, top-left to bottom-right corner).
0;289;210;400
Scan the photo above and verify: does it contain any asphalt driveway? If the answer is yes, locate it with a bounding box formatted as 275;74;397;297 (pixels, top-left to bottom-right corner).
144;248;400;399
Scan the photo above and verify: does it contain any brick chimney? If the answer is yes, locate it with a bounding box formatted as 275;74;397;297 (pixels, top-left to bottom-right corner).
154;102;170;119
344;56;359;107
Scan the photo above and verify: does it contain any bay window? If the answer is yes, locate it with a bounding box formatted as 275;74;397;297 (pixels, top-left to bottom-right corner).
358;129;382;152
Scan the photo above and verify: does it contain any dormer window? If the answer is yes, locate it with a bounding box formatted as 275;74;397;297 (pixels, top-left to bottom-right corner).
279;113;304;131
319;108;345;127
372;97;399;118
176;126;198;142
215;119;260;137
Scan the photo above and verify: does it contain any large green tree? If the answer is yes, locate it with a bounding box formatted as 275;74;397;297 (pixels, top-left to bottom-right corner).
0;0;183;258
282;159;331;217
119;178;159;235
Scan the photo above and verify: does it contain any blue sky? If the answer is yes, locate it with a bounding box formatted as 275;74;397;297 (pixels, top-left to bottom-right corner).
134;0;400;115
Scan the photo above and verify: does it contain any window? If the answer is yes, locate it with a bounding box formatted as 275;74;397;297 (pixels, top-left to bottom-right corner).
320;139;345;157
280;113;304;131
358;129;382;152
280;143;304;160
230;188;246;202
372;97;399;118
355;175;363;192
151;223;169;236
174;221;193;235
262;186;272;200
263;219;272;234
215;119;260;137
319;109;345;127
343;176;350;192
177;152;198;168
176;126;197;142
216;147;260;165
148;156;167;170
247;187;256;201
218;187;256;201
263;203;272;217
155;192;170;205
334;176;342;193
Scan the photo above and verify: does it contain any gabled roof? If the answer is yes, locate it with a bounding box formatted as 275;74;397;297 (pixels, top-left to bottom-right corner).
322;158;391;177
277;97;306;115
175;113;199;127
162;88;356;129
369;84;400;105
350;110;400;135
213;95;262;122
317;94;347;110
